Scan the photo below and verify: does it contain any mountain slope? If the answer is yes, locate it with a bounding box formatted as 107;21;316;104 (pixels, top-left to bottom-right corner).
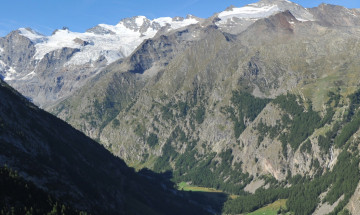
0;78;210;214
51;4;360;214
0;166;83;214
51;23;209;139
2;0;360;214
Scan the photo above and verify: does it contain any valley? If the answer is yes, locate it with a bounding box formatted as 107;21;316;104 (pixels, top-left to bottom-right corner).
1;0;360;214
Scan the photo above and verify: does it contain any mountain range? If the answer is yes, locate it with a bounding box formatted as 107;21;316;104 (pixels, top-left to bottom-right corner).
1;0;360;214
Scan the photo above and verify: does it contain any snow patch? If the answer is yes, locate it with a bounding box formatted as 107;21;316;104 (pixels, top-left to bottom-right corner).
153;16;198;30
346;8;358;17
20;71;36;80
0;60;29;82
218;5;281;23
18;28;45;43
297;18;309;22
4;66;17;81
0;61;6;76
217;1;314;25
135;16;146;26
153;17;173;26
33;29;81;60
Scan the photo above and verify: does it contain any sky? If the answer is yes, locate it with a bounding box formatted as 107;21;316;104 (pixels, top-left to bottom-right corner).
1;0;359;37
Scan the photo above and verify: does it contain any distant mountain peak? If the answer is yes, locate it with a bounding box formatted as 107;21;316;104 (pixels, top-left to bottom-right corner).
118;15;150;31
217;2;281;24
215;0;314;34
224;5;237;11
252;0;299;6
256;0;292;3
17;28;45;43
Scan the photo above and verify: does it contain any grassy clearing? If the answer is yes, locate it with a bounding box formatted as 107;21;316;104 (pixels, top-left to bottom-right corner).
178;182;223;192
177;182;238;199
247;199;287;215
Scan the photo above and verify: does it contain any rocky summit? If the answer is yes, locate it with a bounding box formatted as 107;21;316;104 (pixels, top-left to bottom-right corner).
2;0;360;214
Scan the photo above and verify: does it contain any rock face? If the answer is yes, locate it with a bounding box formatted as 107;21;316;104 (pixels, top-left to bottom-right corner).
0;30;37;81
347;181;360;214
309;3;360;27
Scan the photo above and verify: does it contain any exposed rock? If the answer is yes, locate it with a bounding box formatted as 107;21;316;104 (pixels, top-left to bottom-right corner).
313;195;344;215
346;181;360;214
309;4;360;27
244;179;265;193
73;38;90;46
86;25;116;35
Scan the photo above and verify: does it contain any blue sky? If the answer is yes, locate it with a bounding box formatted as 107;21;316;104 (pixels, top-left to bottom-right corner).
1;0;359;36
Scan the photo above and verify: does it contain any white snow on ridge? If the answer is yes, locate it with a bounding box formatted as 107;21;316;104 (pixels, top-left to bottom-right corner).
33;30;82;60
135;16;146;26
153;17;174;26
18;28;45;43
20;71;36;80
18;16;199;66
4;66;17;81
0;60;12;81
153;16;199;30
218;5;280;22
0;60;5;70
217;0;314;26
0;58;36;81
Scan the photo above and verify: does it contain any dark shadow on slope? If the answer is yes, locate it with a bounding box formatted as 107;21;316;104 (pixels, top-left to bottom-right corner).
188;191;228;214
138;169;228;214
0;79;211;215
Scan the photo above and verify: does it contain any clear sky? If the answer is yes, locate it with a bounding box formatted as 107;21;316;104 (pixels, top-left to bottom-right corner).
1;0;359;36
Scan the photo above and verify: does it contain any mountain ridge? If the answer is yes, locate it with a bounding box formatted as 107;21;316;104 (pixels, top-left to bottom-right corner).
1;0;359;108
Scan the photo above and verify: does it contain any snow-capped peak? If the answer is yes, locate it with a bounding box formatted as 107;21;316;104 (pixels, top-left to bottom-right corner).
217;0;314;25
253;0;292;6
154;15;199;29
135;16;146;26
18;28;45;43
215;0;314;34
218;4;280;22
18;15;199;66
117;16;152;32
